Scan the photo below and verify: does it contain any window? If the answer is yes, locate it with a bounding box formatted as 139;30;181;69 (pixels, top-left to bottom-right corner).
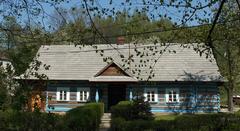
77;88;90;102
166;88;179;103
56;88;70;101
144;88;158;102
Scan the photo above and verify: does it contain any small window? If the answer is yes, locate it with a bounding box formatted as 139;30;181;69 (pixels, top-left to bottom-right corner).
56;88;70;101
144;88;158;102
77;88;90;102
166;88;179;103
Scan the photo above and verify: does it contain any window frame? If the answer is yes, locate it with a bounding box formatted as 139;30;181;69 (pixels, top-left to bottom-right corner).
144;88;158;103
165;88;179;103
56;87;70;101
76;88;90;102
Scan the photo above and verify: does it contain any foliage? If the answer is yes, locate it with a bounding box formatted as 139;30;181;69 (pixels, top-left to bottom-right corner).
111;113;240;131
111;101;133;120
0;103;104;131
0;0;238;113
0;61;16;110
0;109;63;131
65;102;104;130
211;0;240;111
111;97;153;121
0;68;9;110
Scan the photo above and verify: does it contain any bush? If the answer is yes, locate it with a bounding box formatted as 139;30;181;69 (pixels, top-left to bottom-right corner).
111;101;133;120
111;113;240;131
65;102;104;130
0;103;104;131
111;97;153;121
0;109;63;130
130;96;153;120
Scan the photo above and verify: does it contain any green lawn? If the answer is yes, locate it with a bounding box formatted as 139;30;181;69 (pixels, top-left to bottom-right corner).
154;114;178;121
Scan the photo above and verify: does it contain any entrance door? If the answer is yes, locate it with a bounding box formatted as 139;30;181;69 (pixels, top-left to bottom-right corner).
108;84;126;110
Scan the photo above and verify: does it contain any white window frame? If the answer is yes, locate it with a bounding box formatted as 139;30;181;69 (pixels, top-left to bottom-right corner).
165;88;179;103
77;88;90;102
56;87;70;101
144;88;158;103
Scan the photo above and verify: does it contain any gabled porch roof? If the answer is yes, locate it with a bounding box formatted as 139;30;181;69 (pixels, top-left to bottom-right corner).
89;62;138;82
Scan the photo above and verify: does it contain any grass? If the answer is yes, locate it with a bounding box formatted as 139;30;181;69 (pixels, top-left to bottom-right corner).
154;114;178;121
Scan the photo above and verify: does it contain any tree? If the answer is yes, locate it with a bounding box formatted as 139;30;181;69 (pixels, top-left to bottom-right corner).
211;0;240;112
0;0;239;112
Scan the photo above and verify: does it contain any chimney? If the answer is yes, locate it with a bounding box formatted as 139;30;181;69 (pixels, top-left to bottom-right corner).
117;37;125;45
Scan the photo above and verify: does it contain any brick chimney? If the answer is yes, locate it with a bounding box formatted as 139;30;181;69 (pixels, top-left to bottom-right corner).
117;37;125;45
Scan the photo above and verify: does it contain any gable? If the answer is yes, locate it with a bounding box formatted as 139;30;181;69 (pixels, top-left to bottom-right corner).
96;63;129;76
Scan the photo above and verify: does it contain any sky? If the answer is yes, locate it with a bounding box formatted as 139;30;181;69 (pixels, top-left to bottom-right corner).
0;0;216;31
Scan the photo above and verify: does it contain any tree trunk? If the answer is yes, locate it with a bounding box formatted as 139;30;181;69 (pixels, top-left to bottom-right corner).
226;42;234;112
227;87;234;112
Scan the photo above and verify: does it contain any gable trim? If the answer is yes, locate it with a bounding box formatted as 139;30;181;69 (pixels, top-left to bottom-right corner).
94;62;133;77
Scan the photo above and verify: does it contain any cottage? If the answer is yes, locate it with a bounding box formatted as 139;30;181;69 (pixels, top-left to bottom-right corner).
24;43;223;113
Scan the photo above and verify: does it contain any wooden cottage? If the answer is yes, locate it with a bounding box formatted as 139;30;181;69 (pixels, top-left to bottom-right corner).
23;43;224;113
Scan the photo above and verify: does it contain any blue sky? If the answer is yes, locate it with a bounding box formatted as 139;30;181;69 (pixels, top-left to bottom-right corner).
46;0;215;26
0;0;216;30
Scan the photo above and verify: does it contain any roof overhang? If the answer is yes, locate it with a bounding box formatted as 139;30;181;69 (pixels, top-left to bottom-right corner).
89;76;138;82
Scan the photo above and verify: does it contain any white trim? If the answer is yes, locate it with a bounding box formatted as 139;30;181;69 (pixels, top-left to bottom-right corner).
56;87;70;101
144;88;158;102
77;87;90;102
165;88;179;103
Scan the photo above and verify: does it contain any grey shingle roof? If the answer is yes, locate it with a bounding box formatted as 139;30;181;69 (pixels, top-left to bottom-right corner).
26;43;223;82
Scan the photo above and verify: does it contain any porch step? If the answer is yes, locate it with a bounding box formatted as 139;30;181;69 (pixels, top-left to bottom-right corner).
100;113;111;130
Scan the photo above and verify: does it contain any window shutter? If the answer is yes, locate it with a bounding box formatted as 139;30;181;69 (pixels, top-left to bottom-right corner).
56;91;60;101
143;88;147;101
76;89;80;101
154;88;158;102
66;90;70;101
165;89;169;102
86;91;89;101
176;89;180;102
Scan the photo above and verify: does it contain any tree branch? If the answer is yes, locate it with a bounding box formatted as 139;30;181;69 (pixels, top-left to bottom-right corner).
207;0;226;49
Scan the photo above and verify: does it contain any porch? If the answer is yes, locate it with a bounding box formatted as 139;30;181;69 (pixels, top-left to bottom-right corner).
92;83;137;112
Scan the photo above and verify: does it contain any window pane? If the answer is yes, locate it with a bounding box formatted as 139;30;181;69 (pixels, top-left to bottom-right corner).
151;96;154;101
64;91;66;100
60;90;63;100
151;93;155;101
80;91;83;100
84;91;87;101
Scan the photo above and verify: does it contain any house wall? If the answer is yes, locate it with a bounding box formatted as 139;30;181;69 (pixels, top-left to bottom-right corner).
46;80;93;112
127;82;220;113
45;80;220;113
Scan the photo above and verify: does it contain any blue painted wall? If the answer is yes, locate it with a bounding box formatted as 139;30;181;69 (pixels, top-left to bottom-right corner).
45;81;220;113
129;82;220;113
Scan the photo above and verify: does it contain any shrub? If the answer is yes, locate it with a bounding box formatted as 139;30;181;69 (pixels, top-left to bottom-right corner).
111;113;240;131
111;97;153;121
0;103;104;131
111;101;133;120
0;109;63;130
131;96;153;120
65;102;104;130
